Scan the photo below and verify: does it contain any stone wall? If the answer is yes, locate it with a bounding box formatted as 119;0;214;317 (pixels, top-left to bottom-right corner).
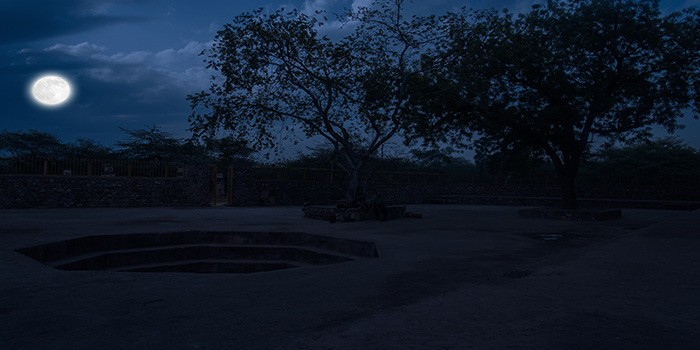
0;164;210;209
228;167;348;206
229;168;700;207
3;165;698;209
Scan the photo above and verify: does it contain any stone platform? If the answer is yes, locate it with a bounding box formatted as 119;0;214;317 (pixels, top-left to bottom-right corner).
518;207;622;221
302;205;406;222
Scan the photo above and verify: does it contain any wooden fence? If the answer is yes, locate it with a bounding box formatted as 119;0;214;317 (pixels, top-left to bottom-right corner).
0;157;185;178
251;167;700;187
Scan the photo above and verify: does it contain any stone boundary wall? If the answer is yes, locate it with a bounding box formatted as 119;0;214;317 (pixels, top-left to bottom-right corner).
3;165;698;209
0;164;210;209
229;168;700;207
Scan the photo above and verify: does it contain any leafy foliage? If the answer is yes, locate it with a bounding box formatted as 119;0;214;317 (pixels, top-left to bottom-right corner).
408;0;700;208
114;126;191;162
280;143;477;174
187;0;445;199
62;138;115;159
114;126;256;166
0;129;67;158
585;137;700;174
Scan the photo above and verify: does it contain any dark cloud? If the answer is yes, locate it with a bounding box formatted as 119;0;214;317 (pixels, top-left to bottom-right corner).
0;0;151;45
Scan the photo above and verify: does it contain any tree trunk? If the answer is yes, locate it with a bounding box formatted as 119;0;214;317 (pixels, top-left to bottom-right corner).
558;169;578;210
345;169;362;202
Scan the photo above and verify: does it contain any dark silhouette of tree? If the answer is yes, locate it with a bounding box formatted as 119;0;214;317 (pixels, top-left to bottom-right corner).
408;0;700;209
0;129;66;159
114;126;185;161
587;137;700;174
115;126;257;165
205;135;257;167
187;0;443;200
62;138;114;159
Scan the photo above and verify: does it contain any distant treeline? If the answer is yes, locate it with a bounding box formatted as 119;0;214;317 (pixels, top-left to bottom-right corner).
2;127;700;176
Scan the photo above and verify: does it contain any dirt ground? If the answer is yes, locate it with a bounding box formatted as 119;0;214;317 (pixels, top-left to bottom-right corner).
1;205;699;349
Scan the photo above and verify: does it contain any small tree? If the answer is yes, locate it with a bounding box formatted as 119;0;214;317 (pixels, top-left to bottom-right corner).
0;129;66;159
63;138;114;159
409;0;700;209
114;126;185;161
205;135;257;167
187;0;443;200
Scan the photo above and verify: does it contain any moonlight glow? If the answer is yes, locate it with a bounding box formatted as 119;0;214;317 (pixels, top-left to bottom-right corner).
32;76;71;105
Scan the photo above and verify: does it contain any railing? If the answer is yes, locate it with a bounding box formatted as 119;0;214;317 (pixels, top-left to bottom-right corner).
251;167;700;187
252;167;556;185
0;157;185;178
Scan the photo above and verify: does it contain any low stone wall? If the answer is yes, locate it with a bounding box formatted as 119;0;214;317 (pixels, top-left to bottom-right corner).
0;164;210;209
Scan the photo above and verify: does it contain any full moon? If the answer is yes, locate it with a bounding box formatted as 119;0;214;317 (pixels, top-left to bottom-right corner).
32;76;71;105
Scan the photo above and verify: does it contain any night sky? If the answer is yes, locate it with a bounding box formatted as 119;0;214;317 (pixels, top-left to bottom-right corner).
1;0;699;161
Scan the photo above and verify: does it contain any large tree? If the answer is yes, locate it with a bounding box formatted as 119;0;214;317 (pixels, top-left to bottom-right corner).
409;0;700;209
187;0;442;200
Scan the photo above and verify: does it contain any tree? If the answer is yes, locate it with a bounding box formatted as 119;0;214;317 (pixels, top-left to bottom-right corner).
409;147;478;173
409;0;700;209
62;138;114;159
586;136;700;174
281;144;337;169
187;0;443;200
0;129;66;159
205;135;257;167
113;126;184;161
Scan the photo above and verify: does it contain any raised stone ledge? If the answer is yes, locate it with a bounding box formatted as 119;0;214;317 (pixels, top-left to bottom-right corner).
518;207;622;221
427;195;700;210
302;206;406;222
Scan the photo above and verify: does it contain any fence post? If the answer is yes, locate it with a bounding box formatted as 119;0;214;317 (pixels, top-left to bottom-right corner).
128;163;132;177
210;165;217;205
228;165;234;206
43;160;47;176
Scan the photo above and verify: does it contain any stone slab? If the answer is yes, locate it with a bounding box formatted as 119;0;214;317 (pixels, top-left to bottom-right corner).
518;207;622;221
302;205;406;222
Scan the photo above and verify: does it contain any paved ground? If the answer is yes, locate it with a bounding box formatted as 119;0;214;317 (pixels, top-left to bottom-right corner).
1;204;699;350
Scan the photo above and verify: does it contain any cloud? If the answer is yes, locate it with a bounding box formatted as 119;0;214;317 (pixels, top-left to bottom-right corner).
0;0;151;45
44;42;108;56
12;39;215;108
300;0;338;15
350;0;373;11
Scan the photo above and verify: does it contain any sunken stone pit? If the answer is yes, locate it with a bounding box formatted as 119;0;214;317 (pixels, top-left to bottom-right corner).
15;231;379;274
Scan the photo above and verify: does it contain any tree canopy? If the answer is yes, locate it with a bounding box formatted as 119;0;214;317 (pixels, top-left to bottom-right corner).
187;0;444;199
0;129;67;159
408;0;700;209
586;136;700;174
